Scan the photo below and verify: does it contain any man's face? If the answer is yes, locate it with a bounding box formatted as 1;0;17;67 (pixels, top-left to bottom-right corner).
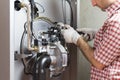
91;0;109;11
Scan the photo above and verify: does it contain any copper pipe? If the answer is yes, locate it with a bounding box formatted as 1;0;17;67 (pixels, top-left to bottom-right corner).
21;3;35;51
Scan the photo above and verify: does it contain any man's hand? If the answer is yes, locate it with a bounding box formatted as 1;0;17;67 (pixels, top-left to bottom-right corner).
61;24;81;44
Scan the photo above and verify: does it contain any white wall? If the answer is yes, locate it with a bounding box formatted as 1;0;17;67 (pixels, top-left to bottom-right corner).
77;0;107;80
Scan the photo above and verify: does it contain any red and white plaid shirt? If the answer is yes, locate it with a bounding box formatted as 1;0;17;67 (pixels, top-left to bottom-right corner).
91;0;120;80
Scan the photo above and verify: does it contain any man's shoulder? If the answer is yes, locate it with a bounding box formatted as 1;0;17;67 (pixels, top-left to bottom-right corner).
106;12;120;27
110;10;120;21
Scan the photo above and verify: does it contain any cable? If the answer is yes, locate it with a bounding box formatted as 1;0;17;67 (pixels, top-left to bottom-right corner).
20;22;27;54
20;22;30;74
35;2;45;13
20;22;37;74
35;17;55;25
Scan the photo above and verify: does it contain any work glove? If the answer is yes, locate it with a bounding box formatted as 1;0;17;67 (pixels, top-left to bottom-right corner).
61;24;81;45
76;28;97;41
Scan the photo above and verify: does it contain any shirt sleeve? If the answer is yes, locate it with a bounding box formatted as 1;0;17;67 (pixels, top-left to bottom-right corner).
94;21;120;66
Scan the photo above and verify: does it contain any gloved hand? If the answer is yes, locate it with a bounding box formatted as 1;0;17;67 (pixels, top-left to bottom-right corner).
76;28;97;41
61;24;81;44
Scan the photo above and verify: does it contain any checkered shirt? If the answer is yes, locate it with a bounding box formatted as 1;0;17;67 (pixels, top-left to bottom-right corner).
90;0;120;80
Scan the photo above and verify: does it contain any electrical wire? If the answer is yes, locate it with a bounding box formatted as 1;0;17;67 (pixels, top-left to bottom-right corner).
35;16;55;24
20;22;30;74
20;22;27;54
34;2;45;13
20;22;37;74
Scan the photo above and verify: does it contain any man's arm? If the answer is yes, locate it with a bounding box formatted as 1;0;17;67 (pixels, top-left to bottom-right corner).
61;24;105;70
77;37;105;70
76;28;97;41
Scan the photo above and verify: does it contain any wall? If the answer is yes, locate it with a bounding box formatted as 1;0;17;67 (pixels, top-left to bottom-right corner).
77;0;107;80
0;0;10;80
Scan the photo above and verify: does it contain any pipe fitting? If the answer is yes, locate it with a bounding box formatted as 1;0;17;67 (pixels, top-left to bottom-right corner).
33;53;51;80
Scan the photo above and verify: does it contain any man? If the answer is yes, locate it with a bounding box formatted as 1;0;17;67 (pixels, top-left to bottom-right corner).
61;0;120;79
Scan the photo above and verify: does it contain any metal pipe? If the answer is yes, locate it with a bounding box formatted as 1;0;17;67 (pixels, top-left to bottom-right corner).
62;0;67;24
29;0;36;20
21;3;36;51
62;0;74;27
38;53;51;80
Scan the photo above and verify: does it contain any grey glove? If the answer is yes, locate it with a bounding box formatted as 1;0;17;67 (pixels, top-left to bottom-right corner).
76;28;97;41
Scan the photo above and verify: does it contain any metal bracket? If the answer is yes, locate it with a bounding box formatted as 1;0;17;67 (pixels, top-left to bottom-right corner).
14;51;32;60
